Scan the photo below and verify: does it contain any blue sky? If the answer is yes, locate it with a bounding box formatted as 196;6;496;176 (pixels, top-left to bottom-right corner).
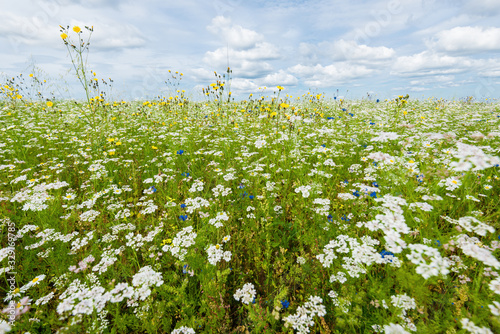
1;0;500;100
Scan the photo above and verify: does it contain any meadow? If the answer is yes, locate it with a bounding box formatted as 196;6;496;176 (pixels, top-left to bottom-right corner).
0;25;499;334
1;83;500;334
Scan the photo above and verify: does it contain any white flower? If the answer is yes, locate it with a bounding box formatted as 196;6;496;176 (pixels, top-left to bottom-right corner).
0;319;11;333
383;323;410;334
406;244;449;279
171;326;196;334
489;277;500;295
283;295;326;333
461;318;493;334
295;185;311;198
79;209;100;222
254;139;267;149
488;301;500;316
132;266;164;287
457;216;495;237
234;283;256;305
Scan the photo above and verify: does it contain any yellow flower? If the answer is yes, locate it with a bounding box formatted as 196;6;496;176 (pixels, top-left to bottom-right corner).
60;33;68;39
151;146;158;150
46;101;53;107
73;26;81;33
280;103;289;109
115;141;121;146
29;73;33;78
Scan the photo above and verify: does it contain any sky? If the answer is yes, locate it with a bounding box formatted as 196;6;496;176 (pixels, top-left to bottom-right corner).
1;0;500;101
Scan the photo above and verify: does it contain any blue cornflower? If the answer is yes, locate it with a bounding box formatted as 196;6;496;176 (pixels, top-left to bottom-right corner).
373;162;377;166
180;203;186;209
238;183;245;189
327;214;333;223
327;117;335;120
353;190;360;197
183;264;189;274
372;182;379;187
334;96;337;100
249;195;254;200
342;108;347;112
281;300;290;309
179;215;188;221
241;192;247;198
370;192;377;198
252;298;256;304
343;179;349;184
435;240;441;247
341;215;350;222
181;172;190;177
177;150;184;155
376;99;380;103
369;121;375;125
380;250;394;262
150;186;157;193
321;144;326;147
348;112;354;117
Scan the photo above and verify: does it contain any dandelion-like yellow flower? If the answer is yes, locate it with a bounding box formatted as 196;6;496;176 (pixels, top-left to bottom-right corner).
29;73;33;78
46;101;53;107
60;33;68;39
73;26;81;33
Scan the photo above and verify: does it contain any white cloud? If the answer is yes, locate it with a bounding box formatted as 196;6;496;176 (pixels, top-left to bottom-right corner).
0;12;145;52
207;16;264;50
333;39;395;61
203;41;280;78
298;40;394;65
430;26;500;53
410;75;455;86
463;0;500;16
288;63;374;87
230;78;260;93
391;51;474;76
261;70;298;86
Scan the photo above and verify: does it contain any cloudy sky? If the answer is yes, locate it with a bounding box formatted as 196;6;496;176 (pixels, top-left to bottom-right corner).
1;0;500;100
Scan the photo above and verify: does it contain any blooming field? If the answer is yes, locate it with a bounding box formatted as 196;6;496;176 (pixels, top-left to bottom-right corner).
0;95;500;333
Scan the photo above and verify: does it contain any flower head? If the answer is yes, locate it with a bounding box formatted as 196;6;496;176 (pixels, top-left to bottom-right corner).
60;33;68;39
73;26;81;33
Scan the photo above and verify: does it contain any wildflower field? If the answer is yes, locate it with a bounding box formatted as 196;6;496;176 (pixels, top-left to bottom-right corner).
1;86;500;334
0;22;498;334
